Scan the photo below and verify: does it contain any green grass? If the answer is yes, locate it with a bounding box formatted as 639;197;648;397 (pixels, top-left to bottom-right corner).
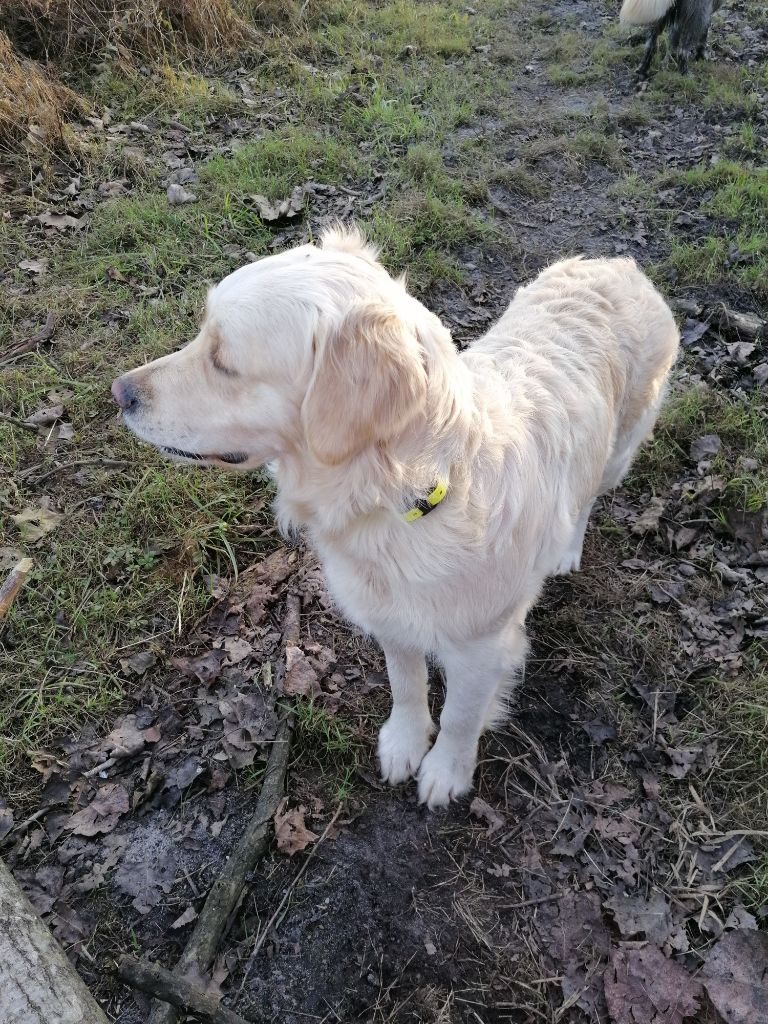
630;385;768;510
293;701;366;801
664;162;768;297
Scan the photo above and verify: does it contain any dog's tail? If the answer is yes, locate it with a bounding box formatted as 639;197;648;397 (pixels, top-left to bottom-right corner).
619;0;675;25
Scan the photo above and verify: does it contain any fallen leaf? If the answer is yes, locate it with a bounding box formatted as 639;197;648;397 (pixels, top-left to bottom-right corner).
98;179;131;197
167;183;198;205
249;186;306;224
690;434;721;462
119;650;157;676
647;580;685;604
581;718;617;745
632;497;665;535
726;341;755;365
680;318;710;346
114;828;178;913
18;258;48;274
284;644;321;697
222;637;252;664
172;649;226;685
11;506;62;544
723;906;758;931
726;509;766;551
604;890;674;945
604;945;702;1024
36;211;84;231
663;741;716;779
24;400;63;428
170;905;198;929
469;797;505;835
67;783;130;836
702;929;768;1024
274;798;319;856
103;713;160;759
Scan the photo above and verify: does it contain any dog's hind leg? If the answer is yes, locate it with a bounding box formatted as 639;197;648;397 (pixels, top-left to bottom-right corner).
417;620;527;808
378;643;435;785
637;21;663;78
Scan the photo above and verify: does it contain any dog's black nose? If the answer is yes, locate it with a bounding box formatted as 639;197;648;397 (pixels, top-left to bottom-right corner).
111;376;141;412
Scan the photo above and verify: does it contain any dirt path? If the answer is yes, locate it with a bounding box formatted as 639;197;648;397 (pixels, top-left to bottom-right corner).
1;1;767;1022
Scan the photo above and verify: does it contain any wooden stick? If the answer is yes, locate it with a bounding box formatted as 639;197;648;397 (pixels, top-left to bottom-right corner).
0;558;33;620
148;593;300;1024
119;956;254;1024
0;857;109;1024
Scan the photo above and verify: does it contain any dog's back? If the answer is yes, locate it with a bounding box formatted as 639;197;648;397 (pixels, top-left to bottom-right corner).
470;257;679;498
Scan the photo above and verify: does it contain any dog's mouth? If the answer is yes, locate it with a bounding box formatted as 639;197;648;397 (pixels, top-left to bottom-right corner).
160;446;248;466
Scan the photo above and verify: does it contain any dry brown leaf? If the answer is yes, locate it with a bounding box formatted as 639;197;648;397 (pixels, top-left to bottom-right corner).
604;945;701;1024
18;257;48;274
170;905;198;929
702;929;768;1024
284;644;321;697
469;797;505;836
24;403;64;426
11;506;62;544
36;211;84;231
67;783;130;836
632;496;665;535
274;798;319;856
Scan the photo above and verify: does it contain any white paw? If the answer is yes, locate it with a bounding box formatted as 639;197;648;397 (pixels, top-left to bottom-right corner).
417;739;476;809
378;710;435;786
554;549;581;576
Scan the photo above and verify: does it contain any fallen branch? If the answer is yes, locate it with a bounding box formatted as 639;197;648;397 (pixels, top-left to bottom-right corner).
118;956;253;1024
0;312;56;367
710;304;766;342
0;857;109;1024
0;558;33;620
148;593;301;1024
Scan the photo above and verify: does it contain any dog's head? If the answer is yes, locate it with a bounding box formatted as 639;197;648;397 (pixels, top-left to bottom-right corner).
112;226;440;470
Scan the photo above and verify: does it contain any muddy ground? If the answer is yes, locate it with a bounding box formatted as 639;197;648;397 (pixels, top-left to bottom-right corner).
1;0;767;1022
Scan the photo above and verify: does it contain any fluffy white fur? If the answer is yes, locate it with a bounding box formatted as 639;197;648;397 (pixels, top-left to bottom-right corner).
620;0;675;25
113;226;679;808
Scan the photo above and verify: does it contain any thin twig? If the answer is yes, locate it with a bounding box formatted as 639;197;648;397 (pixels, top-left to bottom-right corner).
19;458;136;484
499;893;563;911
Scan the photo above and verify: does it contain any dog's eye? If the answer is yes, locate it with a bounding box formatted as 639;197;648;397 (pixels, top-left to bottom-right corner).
210;348;238;377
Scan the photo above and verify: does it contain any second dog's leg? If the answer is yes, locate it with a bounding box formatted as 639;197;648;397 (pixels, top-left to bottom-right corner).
378;644;435;785
638;22;662;78
418;622;527;808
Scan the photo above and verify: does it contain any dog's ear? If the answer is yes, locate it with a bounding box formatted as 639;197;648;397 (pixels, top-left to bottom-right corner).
302;302;427;466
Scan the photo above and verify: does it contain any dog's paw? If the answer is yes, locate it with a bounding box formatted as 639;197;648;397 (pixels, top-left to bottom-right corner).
378;710;435;786
554;550;581;576
417;741;475;809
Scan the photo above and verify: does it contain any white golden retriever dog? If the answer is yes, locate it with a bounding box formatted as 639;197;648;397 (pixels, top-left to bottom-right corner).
112;226;679;808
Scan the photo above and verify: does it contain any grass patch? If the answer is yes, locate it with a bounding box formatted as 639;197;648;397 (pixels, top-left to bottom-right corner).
629;384;768;510
0;29;84;152
293;701;366;800
665;162;768;296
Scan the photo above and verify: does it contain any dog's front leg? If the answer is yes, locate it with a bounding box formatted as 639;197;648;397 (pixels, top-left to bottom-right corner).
378;644;435;785
418;624;527;809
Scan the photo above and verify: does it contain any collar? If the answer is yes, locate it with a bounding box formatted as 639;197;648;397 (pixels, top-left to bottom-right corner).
403;480;448;523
